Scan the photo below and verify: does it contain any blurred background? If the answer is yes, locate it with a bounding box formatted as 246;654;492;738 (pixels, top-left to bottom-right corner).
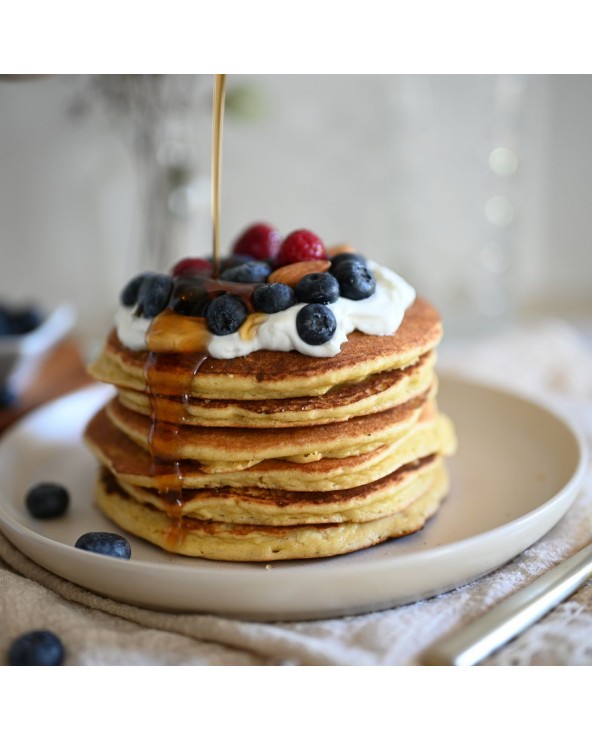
0;74;590;353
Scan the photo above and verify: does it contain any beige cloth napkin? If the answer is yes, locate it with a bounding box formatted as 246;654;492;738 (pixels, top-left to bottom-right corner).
1;319;592;666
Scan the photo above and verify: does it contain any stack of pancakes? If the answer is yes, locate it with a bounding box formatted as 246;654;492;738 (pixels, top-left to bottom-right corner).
84;297;456;561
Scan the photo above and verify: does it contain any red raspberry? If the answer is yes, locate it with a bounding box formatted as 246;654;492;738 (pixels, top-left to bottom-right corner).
232;223;282;261
171;257;213;277
276;229;327;266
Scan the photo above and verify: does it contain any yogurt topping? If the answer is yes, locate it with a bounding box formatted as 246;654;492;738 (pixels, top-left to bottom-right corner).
115;260;416;359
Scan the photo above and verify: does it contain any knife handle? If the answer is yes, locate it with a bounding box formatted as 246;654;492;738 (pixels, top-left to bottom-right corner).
420;543;592;666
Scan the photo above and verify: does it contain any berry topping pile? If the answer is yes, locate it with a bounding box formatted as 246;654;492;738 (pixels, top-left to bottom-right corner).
121;224;378;347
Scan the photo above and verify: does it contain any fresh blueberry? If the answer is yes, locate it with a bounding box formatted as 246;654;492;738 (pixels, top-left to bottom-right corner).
8;629;64;666
25;482;69;519
330;252;367;269
137;273;174;318
296;304;337;345
169;278;211;317
294;272;340;304
252;283;296;314
205;294;248;335
331;260;376;300
0;303;43;336
74;531;132;559
0;385;15;408
220;261;272;283
120;272;152;307
220;253;256;271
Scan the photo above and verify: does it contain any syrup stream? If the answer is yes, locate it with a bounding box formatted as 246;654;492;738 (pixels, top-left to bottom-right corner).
211;73;226;277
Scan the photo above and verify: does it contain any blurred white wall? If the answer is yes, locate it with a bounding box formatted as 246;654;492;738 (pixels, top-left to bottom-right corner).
0;74;590;346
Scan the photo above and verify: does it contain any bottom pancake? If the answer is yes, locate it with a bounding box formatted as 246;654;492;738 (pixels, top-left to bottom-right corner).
93;464;450;561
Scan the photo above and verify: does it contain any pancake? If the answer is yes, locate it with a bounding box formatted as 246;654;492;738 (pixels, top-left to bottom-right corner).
113;455;444;525
105;391;432;469
115;349;437;428
94;463;450;561
88;297;441;400
84;402;456;491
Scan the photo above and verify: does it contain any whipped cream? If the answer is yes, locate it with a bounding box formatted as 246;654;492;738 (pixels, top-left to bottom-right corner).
115;261;416;359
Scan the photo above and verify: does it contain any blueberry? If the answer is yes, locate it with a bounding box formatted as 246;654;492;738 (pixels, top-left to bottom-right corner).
294;272;340;304
220;253;255;271
0;385;15;408
330;252;367;269
120;272;152;307
8;630;64;666
74;531;131;559
296;304;337;345
205;294;248;335
331;260;376;300
169;278;211;317
220;261;272;283
252;283;296;314
0;303;42;336
137;273;174;318
25;482;69;519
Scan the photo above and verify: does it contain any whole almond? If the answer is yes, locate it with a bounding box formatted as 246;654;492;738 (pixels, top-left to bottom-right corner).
268;260;331;287
327;243;355;257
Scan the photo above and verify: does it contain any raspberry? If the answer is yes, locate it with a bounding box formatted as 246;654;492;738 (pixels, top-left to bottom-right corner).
171;257;213;277
276;229;327;266
232;223;282;261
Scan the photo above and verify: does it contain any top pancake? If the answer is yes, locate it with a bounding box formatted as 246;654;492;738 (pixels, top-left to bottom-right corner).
88;298;441;400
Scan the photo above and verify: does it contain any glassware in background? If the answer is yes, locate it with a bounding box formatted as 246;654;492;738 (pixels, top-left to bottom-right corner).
83;74;213;276
386;75;528;337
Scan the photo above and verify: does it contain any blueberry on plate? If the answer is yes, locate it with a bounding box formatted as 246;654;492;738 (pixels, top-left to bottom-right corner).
294;272;340;304
205;294;248;335
296;303;337;345
8;629;64;666
220;260;272;283
25;482;69;519
331;260;376;300
252;282;296;314
120;272;152;307
137;273;174;318
74;532;132;559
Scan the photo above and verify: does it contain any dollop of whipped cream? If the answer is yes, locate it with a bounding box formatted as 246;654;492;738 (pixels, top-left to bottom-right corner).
115;261;416;359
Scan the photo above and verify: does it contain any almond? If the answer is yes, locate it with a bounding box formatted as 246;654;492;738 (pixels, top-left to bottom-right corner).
268;260;331;287
327;243;355;257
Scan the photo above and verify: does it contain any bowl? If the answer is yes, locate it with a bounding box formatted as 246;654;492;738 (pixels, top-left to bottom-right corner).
0;304;76;398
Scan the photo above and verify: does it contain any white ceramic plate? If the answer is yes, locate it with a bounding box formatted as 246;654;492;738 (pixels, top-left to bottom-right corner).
0;376;586;621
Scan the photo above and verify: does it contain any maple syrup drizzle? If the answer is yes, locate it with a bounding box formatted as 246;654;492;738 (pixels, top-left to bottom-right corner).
142;74;228;549
211;73;226;278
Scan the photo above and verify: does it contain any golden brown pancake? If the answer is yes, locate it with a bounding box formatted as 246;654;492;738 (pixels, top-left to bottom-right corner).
88;298;441;400
104;391;432;468
84;403;456;491
115;350;436;428
94;463;450;561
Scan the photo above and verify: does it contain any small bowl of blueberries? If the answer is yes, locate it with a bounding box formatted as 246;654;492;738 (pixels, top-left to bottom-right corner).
0;301;76;406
